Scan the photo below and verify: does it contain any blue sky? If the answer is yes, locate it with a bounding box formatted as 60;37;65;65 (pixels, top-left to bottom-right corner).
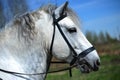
26;0;120;38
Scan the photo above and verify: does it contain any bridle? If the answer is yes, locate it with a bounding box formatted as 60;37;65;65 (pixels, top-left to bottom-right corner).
0;2;95;79
50;4;95;66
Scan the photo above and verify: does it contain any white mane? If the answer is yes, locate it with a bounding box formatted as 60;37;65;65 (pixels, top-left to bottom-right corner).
0;2;100;80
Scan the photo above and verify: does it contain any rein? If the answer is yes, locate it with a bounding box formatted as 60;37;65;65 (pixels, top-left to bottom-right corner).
0;64;76;75
0;5;76;79
0;1;95;79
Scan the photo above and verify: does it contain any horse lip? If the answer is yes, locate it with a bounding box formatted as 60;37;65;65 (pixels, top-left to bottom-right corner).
92;63;99;71
77;59;93;73
77;59;100;73
80;64;91;73
96;59;100;66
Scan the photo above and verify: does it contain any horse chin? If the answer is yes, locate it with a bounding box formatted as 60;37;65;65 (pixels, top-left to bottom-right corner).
76;59;99;73
78;64;92;73
76;59;93;73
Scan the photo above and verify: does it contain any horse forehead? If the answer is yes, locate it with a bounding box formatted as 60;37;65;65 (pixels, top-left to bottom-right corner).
58;17;75;27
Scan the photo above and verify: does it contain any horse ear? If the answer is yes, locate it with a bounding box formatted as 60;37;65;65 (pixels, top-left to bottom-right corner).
54;1;68;19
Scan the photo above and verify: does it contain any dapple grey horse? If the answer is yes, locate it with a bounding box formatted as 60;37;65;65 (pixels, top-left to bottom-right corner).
0;2;100;80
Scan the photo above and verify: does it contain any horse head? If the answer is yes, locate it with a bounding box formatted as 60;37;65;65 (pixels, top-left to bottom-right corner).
45;2;100;73
31;1;100;74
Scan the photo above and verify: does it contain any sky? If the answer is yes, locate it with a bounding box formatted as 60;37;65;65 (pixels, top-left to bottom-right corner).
26;0;120;38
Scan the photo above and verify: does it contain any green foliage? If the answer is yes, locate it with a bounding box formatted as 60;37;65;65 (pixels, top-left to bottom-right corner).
0;2;5;28
98;31;106;44
0;0;28;28
85;31;119;45
92;32;98;44
46;54;120;80
85;31;93;43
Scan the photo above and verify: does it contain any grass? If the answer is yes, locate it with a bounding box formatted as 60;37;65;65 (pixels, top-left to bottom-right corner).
46;54;120;80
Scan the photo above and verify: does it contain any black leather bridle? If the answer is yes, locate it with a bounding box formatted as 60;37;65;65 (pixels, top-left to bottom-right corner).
50;5;95;66
0;2;95;79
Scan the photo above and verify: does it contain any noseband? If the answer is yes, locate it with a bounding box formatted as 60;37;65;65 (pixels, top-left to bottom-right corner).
0;5;95;79
50;11;95;66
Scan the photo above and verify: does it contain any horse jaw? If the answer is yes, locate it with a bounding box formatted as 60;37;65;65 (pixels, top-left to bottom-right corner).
74;31;100;73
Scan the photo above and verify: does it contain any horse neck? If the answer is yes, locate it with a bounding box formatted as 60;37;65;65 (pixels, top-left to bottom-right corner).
0;24;51;80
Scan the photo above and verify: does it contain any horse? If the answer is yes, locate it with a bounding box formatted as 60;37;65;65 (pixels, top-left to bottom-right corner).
0;2;100;80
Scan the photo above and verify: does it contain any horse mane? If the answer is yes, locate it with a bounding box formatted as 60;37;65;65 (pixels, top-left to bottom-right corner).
40;4;80;26
4;4;80;42
11;12;36;42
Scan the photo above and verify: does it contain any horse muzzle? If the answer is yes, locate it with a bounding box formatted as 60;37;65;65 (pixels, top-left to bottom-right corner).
77;59;100;73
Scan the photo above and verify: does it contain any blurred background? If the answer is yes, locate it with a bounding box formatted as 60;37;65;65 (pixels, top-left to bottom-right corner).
0;0;120;80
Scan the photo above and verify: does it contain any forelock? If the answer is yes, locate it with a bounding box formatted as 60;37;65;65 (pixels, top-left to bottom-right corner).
40;4;80;27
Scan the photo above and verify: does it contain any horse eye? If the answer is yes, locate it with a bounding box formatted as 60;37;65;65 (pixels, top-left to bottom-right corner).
68;27;77;33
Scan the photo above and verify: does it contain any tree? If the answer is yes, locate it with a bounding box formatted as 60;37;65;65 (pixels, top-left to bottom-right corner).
92;32;98;44
98;31;106;44
105;32;111;42
8;0;28;16
0;0;28;28
105;32;118;43
0;1;5;28
85;31;93;43
116;26;120;41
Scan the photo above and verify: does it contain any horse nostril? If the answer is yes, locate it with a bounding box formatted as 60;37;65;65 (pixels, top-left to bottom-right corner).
96;60;100;66
93;64;99;71
92;60;100;71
